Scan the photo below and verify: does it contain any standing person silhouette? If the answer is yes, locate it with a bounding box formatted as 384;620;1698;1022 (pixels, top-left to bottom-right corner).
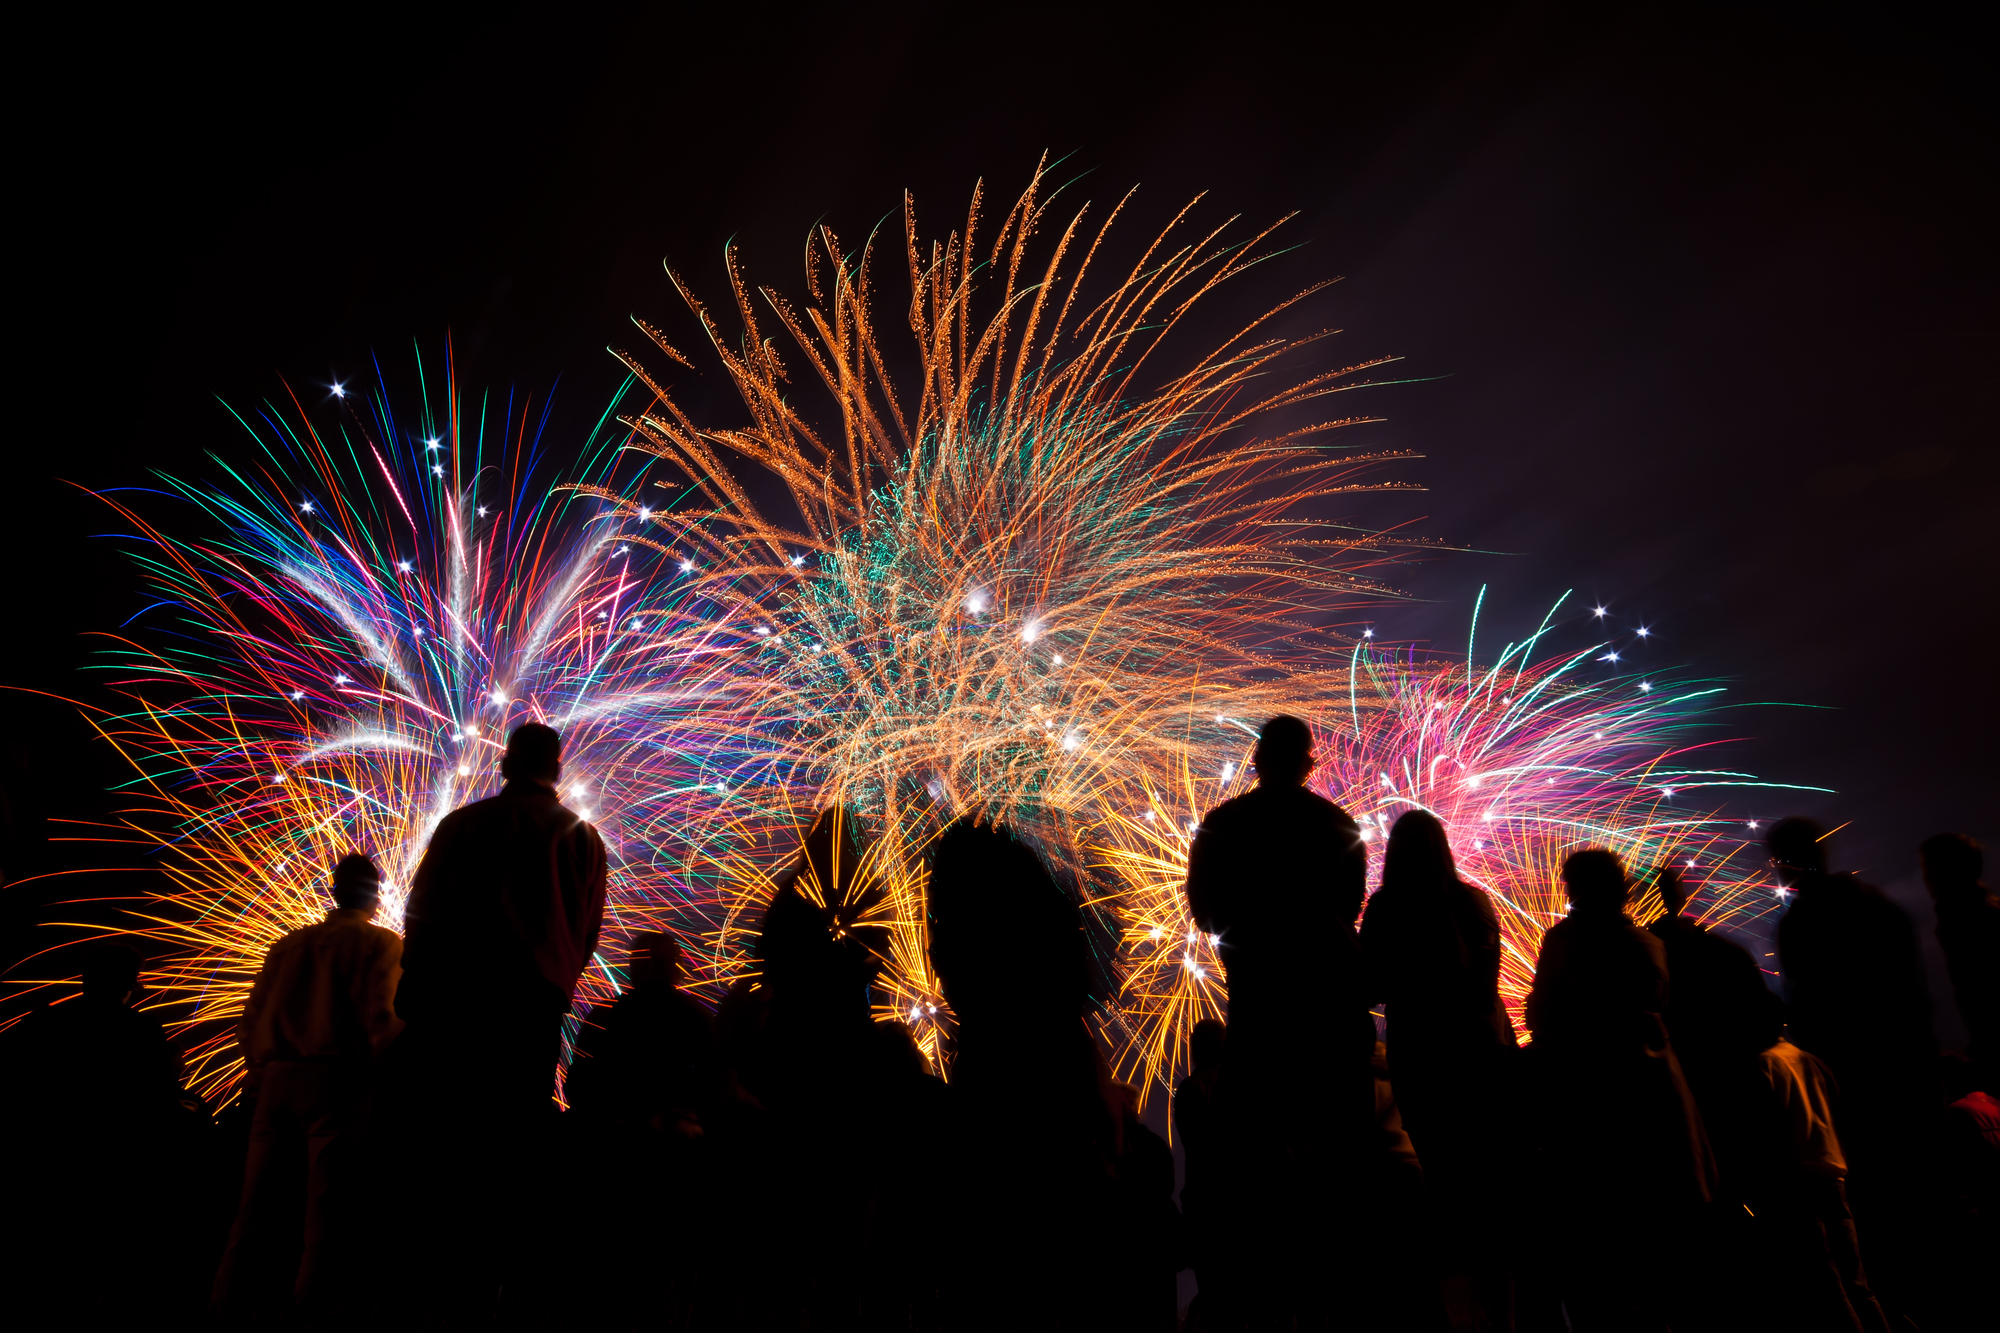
209;853;402;1324
1358;808;1519;1329
1184;714;1372;1330
1920;834;1998;1091
1526;849;1713;1332
392;721;607;1320
1769;818;1968;1328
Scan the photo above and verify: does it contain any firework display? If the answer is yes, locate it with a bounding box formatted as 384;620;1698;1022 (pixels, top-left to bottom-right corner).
14;169;1807;1110
1085;593;1823;1103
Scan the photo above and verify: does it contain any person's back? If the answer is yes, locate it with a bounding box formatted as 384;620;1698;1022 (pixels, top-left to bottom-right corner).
389;723;607;1322
1770;820;1931;1085
1358;809;1517;1326
1527;849;1714;1331
930;816;1118;1330
568;933;718;1133
1921;834;1999;1089
211;854;401;1323
1182;716;1373;1329
1185;716;1369;1078
1644;866;1770;1075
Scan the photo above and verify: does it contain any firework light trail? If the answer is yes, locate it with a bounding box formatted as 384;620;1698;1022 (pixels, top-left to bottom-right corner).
10;166;1812;1109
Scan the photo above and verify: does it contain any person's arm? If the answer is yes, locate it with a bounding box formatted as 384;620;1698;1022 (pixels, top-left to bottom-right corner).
360;931;405;1053
1184;817;1225;934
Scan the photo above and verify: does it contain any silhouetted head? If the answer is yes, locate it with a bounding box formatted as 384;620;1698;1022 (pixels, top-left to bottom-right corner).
1562;848;1629;913
1766;817;1828;882
1251;715;1314;787
627;930;685;990
501;722;562;787
1919;833;1985;901
331;853;382;911
929;817;1090;1027
757;807;886;1000
80;943;142;1003
1654;863;1690;917
1382;809;1458;896
1189;1018;1226;1072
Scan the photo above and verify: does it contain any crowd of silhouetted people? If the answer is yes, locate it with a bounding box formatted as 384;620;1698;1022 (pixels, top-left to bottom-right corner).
5;717;1995;1330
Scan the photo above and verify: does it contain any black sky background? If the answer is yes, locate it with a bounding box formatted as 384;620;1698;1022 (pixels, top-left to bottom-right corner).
6;3;1994;1038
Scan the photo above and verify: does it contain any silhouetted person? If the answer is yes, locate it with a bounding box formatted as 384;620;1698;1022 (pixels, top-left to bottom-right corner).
1526;849;1713;1331
1921;834;1998;1090
930;816;1120;1330
1172;1016;1226;1316
1643;864;1773;1179
1358;808;1518;1328
1184;715;1373;1329
569;931;719;1132
210;853;402;1324
567;931;722;1327
392;721;607;1319
714;805;909;1328
1769;818;1952;1324
1728;986;1893;1333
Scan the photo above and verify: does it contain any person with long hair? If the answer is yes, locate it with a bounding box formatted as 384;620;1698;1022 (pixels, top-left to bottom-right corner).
1359;809;1519;1326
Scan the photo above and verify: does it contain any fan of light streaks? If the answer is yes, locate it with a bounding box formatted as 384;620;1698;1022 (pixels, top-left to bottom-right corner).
1087;593;1824;1107
28;349;789;1103
606;161;1424;1061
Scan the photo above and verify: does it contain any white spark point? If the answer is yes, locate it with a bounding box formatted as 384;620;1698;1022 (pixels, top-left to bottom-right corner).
431;465;444;477
1467;776;1482;789
597;612;608;620
577;808;593;821
680;561;693;573
271;773;285;785
491;690;507;704
1221;762;1236;780
464;724;479;736
1601;652;1621;663
398;561;412;572
1144;811;1156;823
1061;732;1080;752
754;626;770;636
1661;786;1676;797
1593;731;1604;739
1020;624;1038;643
1188;821;1200;835
457;765;470;776
637;507;650;520
1748;820;1760;829
713;783;727;794
910;1006;923;1022
1483;811;1495;822
789;554;805;566
1215;715;1227;724
1149;926;1162;940
1051;653;1064;665
1593;606;1607;618
1363;629;1374;638
289;691;304;701
414;627;425;637
330;383;346;398
1360;828;1373;841
425;438;440;449
965;595;986;614
333;673;349;684
1638;681;1652;692
1637;627;1651;638
476;506;488;517
301;501;315;514
1474;840;1485;850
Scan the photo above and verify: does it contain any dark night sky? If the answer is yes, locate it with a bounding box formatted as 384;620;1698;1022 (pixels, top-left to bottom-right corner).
6;3;1994;1026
